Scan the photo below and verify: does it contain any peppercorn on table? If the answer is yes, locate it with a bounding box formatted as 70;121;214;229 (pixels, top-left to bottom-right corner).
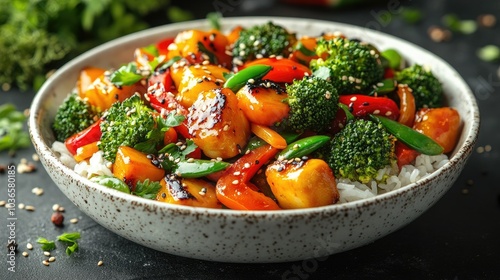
1;0;499;278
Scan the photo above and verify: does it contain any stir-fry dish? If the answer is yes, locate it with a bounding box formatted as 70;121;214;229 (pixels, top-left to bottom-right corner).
51;21;461;210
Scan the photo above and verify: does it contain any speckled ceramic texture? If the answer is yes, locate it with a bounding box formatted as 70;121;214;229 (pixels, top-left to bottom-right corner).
29;17;480;263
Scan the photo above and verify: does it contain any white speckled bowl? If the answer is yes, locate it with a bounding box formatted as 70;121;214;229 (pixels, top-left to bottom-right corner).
29;17;479;263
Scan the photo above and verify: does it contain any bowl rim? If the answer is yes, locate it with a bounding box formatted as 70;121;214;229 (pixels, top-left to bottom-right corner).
29;16;480;217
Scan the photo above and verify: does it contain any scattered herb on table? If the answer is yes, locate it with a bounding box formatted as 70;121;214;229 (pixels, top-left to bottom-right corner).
0;104;30;154
36;237;56;251
57;232;81;256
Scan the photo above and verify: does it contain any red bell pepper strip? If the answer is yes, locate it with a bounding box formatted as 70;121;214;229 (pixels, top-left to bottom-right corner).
395;141;420;170
216;144;281;210
339;94;400;121
156;38;175;55
148;68;174;92
243;58;311;83
384;68;395;79
146;82;190;138
146;83;201;158
64;119;102;155
329;107;347;135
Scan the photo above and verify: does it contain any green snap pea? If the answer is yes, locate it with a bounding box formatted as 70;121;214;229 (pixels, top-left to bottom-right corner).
371;78;396;94
91;175;131;194
338;103;355;122
370;114;444;155
223;65;272;92
245;132;302;152
381;49;403;69
174;159;231;178
278;135;331;160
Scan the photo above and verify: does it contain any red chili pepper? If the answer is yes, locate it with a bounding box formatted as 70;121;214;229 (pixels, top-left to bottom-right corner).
339;94;400;120
64;119;102;155
216;144;281;210
243;58;311;83
156;38;175;55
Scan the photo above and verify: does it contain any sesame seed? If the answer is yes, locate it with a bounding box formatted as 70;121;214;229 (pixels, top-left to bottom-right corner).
476;146;485;153
223;124;230;131
232;180;239;185
18;203;25;209
243;163;251;169
233;171;241;176
350;96;357;102
0;201;5;207
58;206;65;212
187;158;195;163
385;111;392;116
32;187;44;196
373;110;380;115
199;188;207;196
248;78;255;84
202;60;210;65
485;144;492;152
32;153;40;161
70;218;79;224
422;115;429;121
325;91;331;99
256;54;263;59
49;256;56;262
44;251;51;256
233;58;243;66
22;252;29;257
27;243;33;250
348;76;355;82
43;260;50;266
294;157;301;162
98;260;104;266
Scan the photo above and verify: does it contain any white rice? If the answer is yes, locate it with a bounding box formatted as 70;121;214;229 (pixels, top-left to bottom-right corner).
52;140;449;204
51;141;112;179
51;141;77;169
336;154;449;203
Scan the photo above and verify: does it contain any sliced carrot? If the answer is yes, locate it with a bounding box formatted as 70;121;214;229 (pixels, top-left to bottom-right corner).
73;141;99;162
250;123;287;149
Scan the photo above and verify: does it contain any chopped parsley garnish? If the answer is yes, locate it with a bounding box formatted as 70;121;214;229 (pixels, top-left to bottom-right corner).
57;232;81;256
36;237;56;251
109;62;143;86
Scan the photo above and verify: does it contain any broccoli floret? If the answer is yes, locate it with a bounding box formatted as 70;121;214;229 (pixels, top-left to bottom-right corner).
98;94;156;162
232;22;296;65
310;38;384;94
395;64;443;109
327;119;395;183
52;93;100;142
285;76;339;132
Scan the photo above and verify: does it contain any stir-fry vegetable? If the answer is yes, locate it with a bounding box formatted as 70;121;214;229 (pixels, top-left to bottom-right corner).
52;20;462;210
